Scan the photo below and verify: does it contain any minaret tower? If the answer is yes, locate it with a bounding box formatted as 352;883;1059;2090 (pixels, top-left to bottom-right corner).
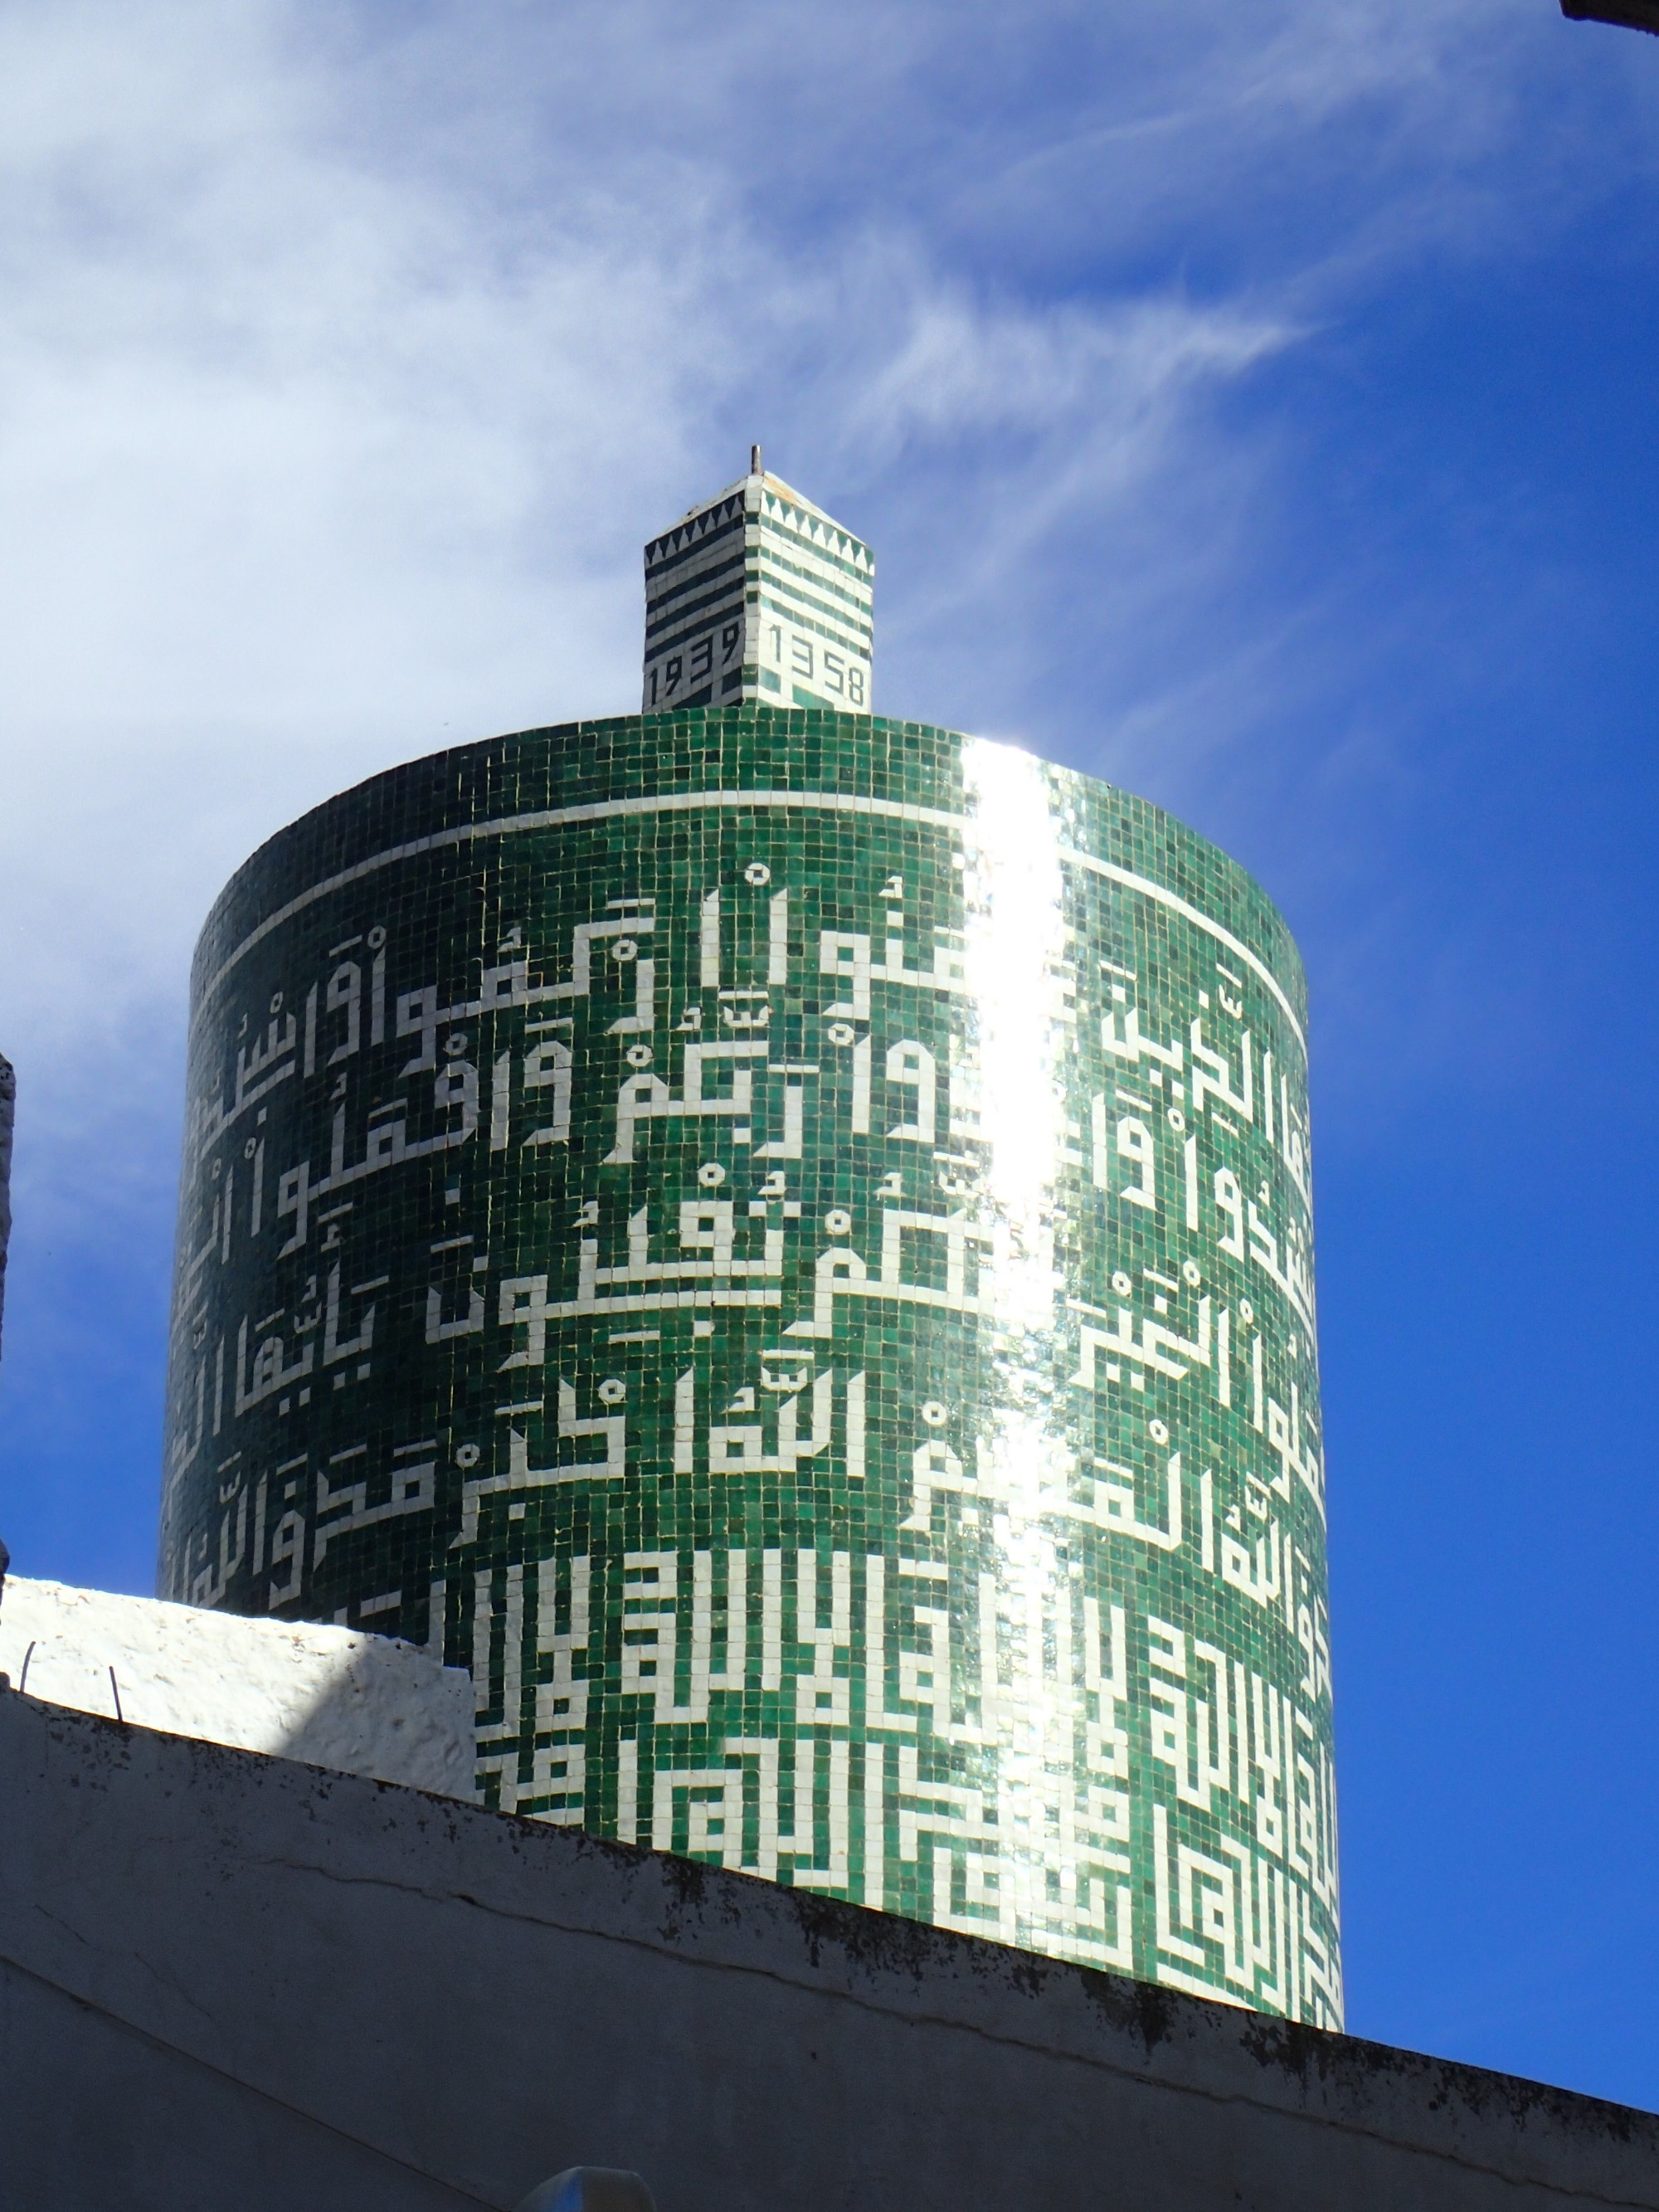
643;447;874;714
162;456;1340;2024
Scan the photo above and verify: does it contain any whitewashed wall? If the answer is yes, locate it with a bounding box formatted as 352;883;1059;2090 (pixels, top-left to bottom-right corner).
0;1574;474;1797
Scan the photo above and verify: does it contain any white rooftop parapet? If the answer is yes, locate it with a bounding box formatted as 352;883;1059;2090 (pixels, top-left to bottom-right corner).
0;1575;475;1799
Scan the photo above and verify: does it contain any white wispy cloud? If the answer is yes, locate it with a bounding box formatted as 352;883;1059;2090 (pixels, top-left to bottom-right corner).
0;0;1333;1037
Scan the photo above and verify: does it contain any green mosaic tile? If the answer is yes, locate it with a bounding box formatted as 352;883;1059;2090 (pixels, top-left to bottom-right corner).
159;704;1339;2026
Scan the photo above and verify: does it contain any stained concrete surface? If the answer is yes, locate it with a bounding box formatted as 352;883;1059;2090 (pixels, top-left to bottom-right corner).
2;1692;1655;2212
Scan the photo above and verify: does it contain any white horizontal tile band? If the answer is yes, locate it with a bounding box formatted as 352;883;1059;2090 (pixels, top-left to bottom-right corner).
197;785;1303;1055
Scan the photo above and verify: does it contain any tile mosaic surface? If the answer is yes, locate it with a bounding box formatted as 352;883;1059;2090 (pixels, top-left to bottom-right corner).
158;706;1340;2024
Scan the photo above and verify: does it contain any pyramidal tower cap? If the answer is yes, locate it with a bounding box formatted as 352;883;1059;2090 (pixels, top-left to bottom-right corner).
642;454;873;715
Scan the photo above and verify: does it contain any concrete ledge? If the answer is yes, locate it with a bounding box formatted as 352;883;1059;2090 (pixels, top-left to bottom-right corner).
2;1693;1654;2212
0;1573;474;1795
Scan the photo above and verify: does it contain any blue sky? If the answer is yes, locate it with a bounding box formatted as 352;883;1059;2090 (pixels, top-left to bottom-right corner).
2;0;1658;2105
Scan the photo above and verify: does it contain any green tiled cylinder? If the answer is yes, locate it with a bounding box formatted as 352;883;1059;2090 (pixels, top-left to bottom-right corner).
159;707;1340;2022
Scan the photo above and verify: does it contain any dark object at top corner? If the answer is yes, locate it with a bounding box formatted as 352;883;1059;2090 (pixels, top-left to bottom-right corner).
1562;0;1659;32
